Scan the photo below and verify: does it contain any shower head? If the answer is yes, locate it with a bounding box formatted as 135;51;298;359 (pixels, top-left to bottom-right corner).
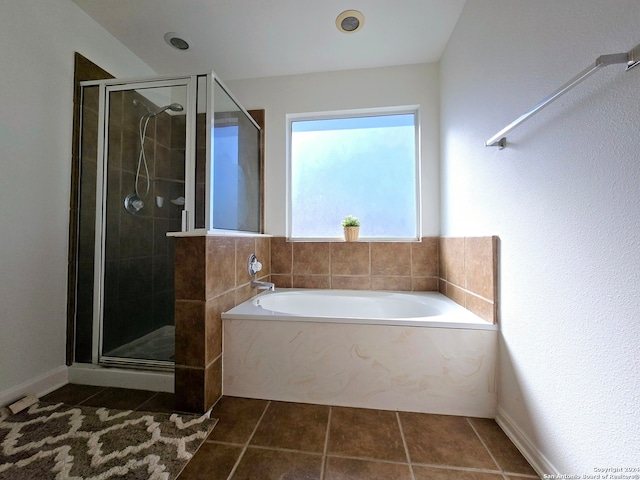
153;103;184;115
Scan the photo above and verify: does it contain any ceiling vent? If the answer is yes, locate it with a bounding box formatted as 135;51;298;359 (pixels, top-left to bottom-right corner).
164;32;191;51
336;10;365;34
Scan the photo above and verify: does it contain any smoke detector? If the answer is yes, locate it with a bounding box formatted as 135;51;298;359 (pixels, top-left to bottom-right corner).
336;10;365;34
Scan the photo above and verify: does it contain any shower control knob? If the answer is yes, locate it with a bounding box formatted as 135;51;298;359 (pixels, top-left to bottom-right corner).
248;254;262;277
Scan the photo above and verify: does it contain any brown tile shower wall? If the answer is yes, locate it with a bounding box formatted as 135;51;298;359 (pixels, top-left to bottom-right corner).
100;92;185;353
173;235;271;413
270;237;439;291
439;237;499;324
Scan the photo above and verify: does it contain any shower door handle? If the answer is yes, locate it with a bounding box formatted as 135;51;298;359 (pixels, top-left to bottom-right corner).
181;210;189;232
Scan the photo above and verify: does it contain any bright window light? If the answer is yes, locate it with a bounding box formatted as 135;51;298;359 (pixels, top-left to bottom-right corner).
288;109;420;239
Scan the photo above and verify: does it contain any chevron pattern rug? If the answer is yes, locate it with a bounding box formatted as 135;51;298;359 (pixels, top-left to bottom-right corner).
0;401;216;480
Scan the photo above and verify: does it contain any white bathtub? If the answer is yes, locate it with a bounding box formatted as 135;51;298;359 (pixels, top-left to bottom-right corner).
222;289;498;417
224;289;495;330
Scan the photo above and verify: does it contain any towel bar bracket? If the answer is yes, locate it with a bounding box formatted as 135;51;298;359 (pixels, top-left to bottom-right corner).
486;43;640;149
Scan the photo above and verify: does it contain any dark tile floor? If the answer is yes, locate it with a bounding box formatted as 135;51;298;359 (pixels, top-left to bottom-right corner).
41;384;540;480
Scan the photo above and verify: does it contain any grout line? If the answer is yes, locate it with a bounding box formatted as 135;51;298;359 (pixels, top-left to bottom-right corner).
247;444;324;456
75;386;107;406
466;417;503;473
319;406;332;480
396;411;416;480
225;400;271;480
324;452;412;466
409;462;507;475
134;391;158;411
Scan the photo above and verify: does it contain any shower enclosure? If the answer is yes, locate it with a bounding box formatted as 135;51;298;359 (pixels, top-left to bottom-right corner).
73;73;261;374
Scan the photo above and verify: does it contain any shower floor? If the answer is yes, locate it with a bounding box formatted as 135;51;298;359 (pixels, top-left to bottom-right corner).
104;325;174;362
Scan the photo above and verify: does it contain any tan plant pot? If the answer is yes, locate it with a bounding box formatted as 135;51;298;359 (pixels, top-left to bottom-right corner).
343;226;360;242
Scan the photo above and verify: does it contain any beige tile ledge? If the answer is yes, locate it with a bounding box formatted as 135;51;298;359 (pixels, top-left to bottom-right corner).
167;229;273;238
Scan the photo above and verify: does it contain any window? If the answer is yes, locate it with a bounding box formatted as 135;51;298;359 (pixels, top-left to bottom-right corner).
288;108;420;239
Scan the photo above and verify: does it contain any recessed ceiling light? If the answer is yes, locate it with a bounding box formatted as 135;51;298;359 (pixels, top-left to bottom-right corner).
164;32;191;51
336;10;365;34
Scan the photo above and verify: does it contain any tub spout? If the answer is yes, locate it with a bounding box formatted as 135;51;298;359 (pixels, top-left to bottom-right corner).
251;280;275;291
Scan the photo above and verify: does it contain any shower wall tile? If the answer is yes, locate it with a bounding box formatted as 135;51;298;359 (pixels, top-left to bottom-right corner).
81;108;99;162
120;129;138;174
270;237;439;293
171;115;186;149
119;215;153;258
412;277;438;292
438;236;499;324
205;237;236;298
108;91;123;129
293;242;330;275
175;237;206;300
271;274;293;288
236;237;256;285
331;275;371;290
256;236;271;276
234;282;257;310
175;300;206;367
154;144;171;179
170;149;185;180
331;243;370;275
411;237;438;277
466;294;495;324
174;366;205;413
205;356;223;409
293;275;331;289
371;276;412;291
268;236;496;321
155;112;171;148
206;291;235;364
371;242;411;276
174;235;273;413
271;237;292;274
445;282;466;307
441;237;465;285
465;237;496;300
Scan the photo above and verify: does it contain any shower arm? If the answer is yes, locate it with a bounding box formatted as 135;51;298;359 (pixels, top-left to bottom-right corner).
485;43;640;149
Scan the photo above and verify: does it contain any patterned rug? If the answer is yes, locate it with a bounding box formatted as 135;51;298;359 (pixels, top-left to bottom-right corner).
0;401;216;480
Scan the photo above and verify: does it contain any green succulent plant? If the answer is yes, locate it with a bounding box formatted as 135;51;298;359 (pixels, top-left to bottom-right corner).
341;215;361;227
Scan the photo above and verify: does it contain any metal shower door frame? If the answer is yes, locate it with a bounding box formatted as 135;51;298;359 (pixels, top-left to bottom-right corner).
81;75;197;370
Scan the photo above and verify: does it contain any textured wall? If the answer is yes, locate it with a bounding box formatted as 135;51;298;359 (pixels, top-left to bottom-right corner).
225;63;441;237
0;0;154;397
440;0;640;473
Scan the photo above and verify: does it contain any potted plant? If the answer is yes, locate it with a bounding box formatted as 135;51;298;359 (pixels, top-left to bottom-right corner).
341;215;360;242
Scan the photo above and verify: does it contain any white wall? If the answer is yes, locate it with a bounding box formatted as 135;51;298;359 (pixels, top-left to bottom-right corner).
226;63;441;237
0;0;155;398
440;0;640;474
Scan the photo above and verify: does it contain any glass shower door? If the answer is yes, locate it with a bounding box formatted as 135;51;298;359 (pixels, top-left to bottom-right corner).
98;80;190;368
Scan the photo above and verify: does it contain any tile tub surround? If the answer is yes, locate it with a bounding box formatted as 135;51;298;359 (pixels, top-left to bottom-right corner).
223;319;497;418
173;235;271;413
270;237;439;292
270;236;499;323
439;236;499;323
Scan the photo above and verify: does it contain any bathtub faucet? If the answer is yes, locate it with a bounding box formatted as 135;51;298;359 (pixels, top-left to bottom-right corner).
251;279;275;291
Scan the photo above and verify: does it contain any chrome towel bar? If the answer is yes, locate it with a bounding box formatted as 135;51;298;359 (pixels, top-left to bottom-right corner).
486;43;640;149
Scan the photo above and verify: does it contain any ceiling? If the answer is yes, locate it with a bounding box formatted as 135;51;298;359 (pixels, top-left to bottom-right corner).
72;0;467;81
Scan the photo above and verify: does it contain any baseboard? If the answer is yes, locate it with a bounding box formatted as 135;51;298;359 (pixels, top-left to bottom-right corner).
0;366;68;408
68;363;174;393
496;405;558;478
